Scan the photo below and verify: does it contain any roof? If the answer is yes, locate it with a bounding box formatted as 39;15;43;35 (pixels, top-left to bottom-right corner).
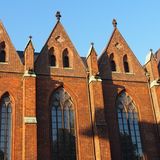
145;50;152;64
80;57;88;68
144;50;155;65
17;50;40;64
17;51;87;68
86;45;93;59
155;48;160;63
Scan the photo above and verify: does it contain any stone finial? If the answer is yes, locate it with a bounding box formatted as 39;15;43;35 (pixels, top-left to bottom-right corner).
56;11;61;21
112;19;117;28
91;42;94;46
150;49;153;53
29;35;32;40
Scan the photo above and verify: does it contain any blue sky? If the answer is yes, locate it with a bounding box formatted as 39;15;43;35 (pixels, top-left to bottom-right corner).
0;0;160;64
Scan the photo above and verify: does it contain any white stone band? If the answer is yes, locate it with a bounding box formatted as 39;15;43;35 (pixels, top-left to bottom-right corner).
89;75;102;83
150;80;160;88
24;117;37;124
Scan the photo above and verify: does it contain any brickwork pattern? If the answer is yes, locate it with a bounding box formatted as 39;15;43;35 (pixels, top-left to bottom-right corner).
0;18;159;160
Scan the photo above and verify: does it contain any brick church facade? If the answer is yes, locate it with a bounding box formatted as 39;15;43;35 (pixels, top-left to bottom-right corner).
0;12;160;160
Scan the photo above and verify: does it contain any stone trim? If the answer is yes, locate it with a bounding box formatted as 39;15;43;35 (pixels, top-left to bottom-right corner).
24;117;37;124
23;70;36;77
89;75;102;83
150;80;160;88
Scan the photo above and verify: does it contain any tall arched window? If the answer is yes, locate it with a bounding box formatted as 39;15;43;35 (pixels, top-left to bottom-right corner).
116;91;143;160
0;93;12;160
51;88;76;160
123;55;129;72
49;47;56;67
63;49;69;68
110;53;116;71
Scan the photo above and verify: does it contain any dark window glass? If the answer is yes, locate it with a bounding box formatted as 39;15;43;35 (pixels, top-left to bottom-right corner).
0;93;12;160
51;88;76;160
123;55;129;72
116;92;143;160
158;62;160;73
0;41;5;49
110;53;116;71
63;49;69;68
50;55;56;66
49;47;56;67
0;50;5;62
110;60;116;71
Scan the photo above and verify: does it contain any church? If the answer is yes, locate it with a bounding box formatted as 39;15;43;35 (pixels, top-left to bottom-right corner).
0;11;159;160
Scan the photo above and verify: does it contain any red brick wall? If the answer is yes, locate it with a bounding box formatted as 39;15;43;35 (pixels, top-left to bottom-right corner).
99;26;160;159
0;18;160;160
36;76;96;160
0;21;37;160
35;21;86;78
102;81;160;159
24;41;34;71
35;21;97;159
0;22;23;73
24;76;37;160
0;73;24;160
87;46;111;160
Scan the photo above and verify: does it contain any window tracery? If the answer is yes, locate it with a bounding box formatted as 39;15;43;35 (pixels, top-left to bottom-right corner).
116;92;143;160
0;93;12;160
51;88;76;160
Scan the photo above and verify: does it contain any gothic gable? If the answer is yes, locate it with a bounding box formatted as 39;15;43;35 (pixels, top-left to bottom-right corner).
35;20;87;77
98;23;146;82
0;21;23;72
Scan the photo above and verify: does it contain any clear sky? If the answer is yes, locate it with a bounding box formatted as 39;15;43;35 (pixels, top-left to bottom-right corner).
0;0;160;64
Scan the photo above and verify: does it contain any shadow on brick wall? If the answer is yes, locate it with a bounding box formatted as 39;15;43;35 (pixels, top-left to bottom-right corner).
35;45;64;160
82;51;160;160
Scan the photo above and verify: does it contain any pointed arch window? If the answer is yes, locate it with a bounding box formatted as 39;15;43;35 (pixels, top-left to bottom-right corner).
0;41;6;63
110;53;116;71
0;50;6;62
49;47;56;67
50;55;56;67
123;55;129;72
63;49;69;68
0;93;12;160
51;88;76;160
116;91;143;160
